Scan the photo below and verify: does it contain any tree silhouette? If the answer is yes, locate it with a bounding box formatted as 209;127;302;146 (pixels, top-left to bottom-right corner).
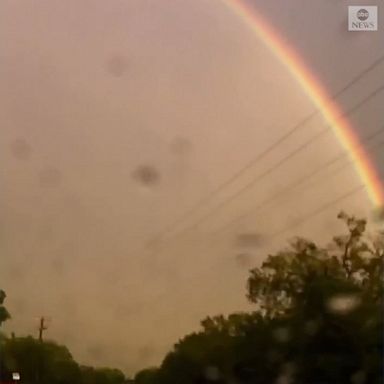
0;290;10;327
135;212;383;384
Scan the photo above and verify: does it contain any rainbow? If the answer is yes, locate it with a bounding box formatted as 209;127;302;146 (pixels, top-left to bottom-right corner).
223;0;384;207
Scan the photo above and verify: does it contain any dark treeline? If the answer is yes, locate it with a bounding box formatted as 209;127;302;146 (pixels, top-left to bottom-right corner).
0;334;126;384
135;212;383;384
1;212;383;384
0;295;126;384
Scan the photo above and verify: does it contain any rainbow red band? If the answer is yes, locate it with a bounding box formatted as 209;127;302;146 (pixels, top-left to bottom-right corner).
224;0;384;206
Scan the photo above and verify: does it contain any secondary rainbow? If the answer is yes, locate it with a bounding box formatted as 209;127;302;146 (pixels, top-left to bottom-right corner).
223;0;384;207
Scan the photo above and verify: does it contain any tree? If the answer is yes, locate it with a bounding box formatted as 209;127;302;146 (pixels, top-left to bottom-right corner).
1;336;81;384
140;213;383;384
134;368;159;384
244;212;383;383
0;288;128;384
0;289;11;327
80;366;126;384
247;211;383;316
1;335;127;384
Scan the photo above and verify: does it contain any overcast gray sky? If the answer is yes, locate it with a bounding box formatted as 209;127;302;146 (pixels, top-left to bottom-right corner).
1;0;383;375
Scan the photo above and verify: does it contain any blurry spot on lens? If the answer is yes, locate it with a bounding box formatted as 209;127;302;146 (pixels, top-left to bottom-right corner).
106;55;128;77
267;349;281;363
235;232;264;248
275;363;295;384
273;327;290;343
235;253;253;268
364;317;378;329
286;214;301;228
326;294;361;315
276;374;292;384
86;344;105;361
204;366;220;381
132;165;160;187
38;167;62;188
10;138;32;160
170;137;193;156
304;320;319;336
351;370;366;384
138;345;155;361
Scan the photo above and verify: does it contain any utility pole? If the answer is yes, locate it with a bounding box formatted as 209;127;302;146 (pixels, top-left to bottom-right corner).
36;316;50;384
38;317;48;342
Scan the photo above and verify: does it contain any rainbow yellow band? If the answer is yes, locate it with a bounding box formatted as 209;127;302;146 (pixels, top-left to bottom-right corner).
224;0;383;207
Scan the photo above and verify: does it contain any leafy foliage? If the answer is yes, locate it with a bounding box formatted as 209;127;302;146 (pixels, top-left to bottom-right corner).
0;336;126;384
1;213;383;383
81;366;126;384
135;212;383;384
134;368;159;384
0;289;11;326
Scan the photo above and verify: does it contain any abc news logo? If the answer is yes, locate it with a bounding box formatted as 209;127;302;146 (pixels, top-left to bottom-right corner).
348;6;378;31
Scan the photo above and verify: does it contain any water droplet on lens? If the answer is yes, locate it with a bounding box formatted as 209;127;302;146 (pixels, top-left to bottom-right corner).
204;366;220;381
132;165;160;187
38;167;62;188
273;327;291;343
10;138;32;160
327;294;361;315
106;55;128;77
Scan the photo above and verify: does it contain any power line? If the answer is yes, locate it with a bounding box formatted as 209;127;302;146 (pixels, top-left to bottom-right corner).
139;181;371;307
162;84;384;241
211;127;384;236
138;92;384;307
269;184;366;240
149;55;384;244
136;140;384;307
